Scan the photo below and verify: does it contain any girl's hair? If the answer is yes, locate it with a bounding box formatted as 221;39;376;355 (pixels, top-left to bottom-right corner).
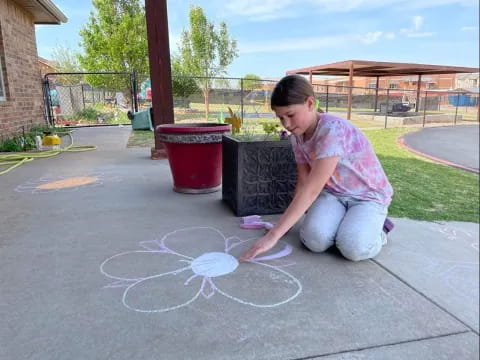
271;74;315;108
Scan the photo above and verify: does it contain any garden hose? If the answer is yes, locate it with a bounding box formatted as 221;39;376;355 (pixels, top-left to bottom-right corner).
0;132;96;176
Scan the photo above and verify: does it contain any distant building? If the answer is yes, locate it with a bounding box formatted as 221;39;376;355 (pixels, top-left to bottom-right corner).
311;74;459;93
455;73;479;90
39;56;57;77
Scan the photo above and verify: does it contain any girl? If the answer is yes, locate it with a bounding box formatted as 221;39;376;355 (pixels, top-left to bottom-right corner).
239;75;393;262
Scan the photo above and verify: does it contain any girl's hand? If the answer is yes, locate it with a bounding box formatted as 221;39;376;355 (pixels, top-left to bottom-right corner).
239;232;279;262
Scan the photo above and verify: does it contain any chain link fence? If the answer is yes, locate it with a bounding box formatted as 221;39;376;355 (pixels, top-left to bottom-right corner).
136;75;279;134
313;84;479;129
43;72;479;131
43;72;137;127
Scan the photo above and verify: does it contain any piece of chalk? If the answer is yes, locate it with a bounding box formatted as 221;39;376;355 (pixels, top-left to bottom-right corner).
240;223;265;229
242;215;262;224
264;222;274;230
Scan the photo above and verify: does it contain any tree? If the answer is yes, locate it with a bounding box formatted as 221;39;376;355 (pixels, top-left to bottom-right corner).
241;73;262;91
178;6;238;118
50;45;83;85
171;55;199;100
78;0;148;93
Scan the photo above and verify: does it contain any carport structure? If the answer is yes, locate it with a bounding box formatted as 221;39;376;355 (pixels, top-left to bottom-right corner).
286;60;478;120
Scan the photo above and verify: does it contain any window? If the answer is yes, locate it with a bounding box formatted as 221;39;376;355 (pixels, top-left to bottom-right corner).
368;83;377;89
0;57;5;101
389;83;398;89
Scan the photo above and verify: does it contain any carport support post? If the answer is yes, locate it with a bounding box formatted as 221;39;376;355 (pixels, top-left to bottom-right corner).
374;76;379;112
454;92;460;125
423;90;428;127
415;74;422;112
384;89;389;129
347;61;353;120
146;0;174;159
325;85;329;112
309;71;312;84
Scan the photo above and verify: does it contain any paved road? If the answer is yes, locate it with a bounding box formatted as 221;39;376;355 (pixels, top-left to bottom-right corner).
403;125;479;172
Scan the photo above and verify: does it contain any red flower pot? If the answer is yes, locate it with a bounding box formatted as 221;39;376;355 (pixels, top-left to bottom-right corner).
157;123;231;193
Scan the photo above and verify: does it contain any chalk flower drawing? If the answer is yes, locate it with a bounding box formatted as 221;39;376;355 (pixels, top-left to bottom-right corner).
100;227;302;313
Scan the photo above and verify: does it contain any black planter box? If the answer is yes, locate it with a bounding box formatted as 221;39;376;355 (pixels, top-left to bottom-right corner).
222;135;297;216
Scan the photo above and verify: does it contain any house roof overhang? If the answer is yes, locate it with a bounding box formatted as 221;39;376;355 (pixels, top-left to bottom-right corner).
13;0;67;24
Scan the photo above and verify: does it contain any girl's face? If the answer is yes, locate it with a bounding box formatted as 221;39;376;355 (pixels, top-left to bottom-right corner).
273;96;317;137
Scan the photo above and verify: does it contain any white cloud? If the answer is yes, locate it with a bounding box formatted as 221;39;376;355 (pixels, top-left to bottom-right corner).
239;31;395;54
461;26;479;31
239;34;349;54
413;16;423;31
400;15;435;38
224;0;475;21
226;0;297;21
406;32;435;37
359;32;383;44
384;32;396;39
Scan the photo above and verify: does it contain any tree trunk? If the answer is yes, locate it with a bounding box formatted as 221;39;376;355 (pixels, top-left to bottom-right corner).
204;87;210;121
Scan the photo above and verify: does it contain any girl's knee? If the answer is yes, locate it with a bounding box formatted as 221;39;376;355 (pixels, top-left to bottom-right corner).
299;223;334;253
337;236;382;261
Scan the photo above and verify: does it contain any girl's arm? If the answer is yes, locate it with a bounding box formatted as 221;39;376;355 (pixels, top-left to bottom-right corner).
239;156;339;261
294;163;311;196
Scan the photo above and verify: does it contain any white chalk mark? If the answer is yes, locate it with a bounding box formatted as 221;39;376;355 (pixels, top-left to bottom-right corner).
100;226;303;313
214;260;302;308
191;252;238;277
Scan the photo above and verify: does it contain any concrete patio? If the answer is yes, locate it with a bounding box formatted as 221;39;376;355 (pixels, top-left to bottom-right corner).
0;126;478;360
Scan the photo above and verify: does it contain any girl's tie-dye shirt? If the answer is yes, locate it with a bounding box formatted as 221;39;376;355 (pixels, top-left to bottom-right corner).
290;112;393;205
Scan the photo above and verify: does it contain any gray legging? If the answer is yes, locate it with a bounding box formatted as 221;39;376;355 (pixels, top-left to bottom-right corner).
300;190;388;261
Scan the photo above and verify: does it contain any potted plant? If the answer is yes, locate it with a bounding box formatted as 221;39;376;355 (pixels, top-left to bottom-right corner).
157;123;231;194
222;109;297;216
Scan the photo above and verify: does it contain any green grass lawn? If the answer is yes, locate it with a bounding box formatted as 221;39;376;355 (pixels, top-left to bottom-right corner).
128;127;479;223
127;130;154;148
366;128;479;223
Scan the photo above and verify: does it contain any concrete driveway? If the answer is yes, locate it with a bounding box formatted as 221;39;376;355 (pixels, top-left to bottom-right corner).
1;126;478;359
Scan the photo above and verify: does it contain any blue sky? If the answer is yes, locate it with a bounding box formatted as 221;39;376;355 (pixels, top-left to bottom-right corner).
36;0;479;79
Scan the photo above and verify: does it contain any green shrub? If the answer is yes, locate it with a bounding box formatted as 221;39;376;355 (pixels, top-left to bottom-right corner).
0;125;68;152
0;137;23;152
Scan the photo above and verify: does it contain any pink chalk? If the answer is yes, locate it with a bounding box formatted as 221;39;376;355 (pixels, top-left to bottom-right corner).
240;215;274;231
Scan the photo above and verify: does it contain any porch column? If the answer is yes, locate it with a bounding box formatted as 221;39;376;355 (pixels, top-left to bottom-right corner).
146;0;174;159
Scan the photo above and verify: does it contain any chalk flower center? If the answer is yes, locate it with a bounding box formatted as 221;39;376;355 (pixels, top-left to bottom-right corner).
191;252;238;277
36;176;98;189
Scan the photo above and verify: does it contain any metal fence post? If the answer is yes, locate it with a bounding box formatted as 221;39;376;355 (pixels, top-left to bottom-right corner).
42;77;53;126
81;84;85;109
384;88;389;129
326;85;329;113
132;69;139;112
129;71;134;113
454;92;460;125
240;78;244;122
422;91;428;127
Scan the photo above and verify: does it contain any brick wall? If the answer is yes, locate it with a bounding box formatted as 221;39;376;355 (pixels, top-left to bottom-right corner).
0;0;45;140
